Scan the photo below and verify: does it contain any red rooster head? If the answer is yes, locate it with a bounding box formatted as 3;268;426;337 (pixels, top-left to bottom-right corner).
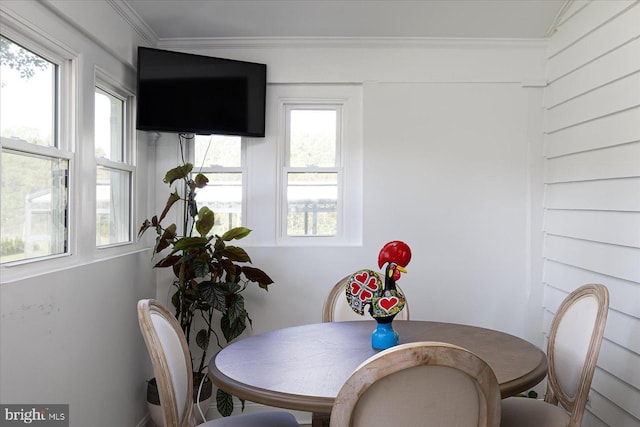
378;241;411;281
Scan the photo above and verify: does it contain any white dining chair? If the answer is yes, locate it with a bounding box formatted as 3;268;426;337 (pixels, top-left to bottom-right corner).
330;341;502;426
322;274;410;322
137;299;299;427
500;284;609;427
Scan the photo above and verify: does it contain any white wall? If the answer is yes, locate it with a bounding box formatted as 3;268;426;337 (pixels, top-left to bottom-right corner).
153;38;548;340
363;81;537;328
0;252;156;425
0;1;156;426
542;1;640;426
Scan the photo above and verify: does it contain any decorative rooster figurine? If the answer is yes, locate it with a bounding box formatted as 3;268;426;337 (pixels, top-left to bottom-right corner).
345;241;412;329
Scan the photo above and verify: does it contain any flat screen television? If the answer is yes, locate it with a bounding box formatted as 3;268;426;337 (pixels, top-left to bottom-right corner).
136;47;267;137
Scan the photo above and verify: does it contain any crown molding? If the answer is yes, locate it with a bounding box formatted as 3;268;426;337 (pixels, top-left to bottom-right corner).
109;0;158;46
157;36;548;52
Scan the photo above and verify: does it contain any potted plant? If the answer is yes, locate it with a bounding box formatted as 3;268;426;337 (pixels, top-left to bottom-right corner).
139;139;273;419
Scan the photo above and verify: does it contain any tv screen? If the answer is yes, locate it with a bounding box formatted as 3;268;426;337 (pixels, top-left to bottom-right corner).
136;47;266;137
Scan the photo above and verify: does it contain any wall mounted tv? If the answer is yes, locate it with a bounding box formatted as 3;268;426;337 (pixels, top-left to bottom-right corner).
136;47;267;137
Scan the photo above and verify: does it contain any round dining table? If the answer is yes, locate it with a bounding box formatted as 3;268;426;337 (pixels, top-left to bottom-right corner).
209;320;547;416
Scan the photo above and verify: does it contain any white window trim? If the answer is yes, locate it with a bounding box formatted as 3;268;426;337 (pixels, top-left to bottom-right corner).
0;20;77;267
94;67;136;248
283;103;344;168
1;138;73;162
280;103;344;241
95;67;136;165
0;13;76;153
273;85;363;247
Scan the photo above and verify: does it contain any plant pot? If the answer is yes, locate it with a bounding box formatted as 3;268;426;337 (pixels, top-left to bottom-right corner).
146;375;213;426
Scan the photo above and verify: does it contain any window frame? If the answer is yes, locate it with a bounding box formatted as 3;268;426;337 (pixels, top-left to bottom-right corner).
281;103;344;240
0;28;75;266
94;68;136;248
271;84;363;247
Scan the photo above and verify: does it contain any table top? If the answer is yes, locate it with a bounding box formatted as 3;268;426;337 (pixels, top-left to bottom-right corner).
209;321;548;414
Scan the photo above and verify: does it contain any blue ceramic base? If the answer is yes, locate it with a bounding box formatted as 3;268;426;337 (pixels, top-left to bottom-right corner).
371;321;399;350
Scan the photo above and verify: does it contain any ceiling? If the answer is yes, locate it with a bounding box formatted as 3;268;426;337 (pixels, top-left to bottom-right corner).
125;0;567;40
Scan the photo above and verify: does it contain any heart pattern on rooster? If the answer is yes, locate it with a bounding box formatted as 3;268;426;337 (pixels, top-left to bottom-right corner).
371;290;405;317
354;271;380;292
378;296;399;312
345;269;382;314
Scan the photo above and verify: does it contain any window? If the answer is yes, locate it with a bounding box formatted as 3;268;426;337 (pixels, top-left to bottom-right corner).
193;134;245;236
95;87;124;160
0;35;71;263
197;84;362;247
268;84;362;246
284;107;341;237
95;74;134;247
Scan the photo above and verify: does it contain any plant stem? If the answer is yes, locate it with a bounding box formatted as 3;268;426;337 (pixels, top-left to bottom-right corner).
197;306;215;373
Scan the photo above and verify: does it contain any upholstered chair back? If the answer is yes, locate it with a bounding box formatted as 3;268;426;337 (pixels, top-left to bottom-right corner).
138;299;195;427
546;284;609;422
330;341;501;426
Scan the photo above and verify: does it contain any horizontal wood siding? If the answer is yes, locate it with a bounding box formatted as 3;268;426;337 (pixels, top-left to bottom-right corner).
544;107;640;157
545;73;640;132
546;143;640;182
545;178;640;211
542;1;640;425
545;210;640;247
